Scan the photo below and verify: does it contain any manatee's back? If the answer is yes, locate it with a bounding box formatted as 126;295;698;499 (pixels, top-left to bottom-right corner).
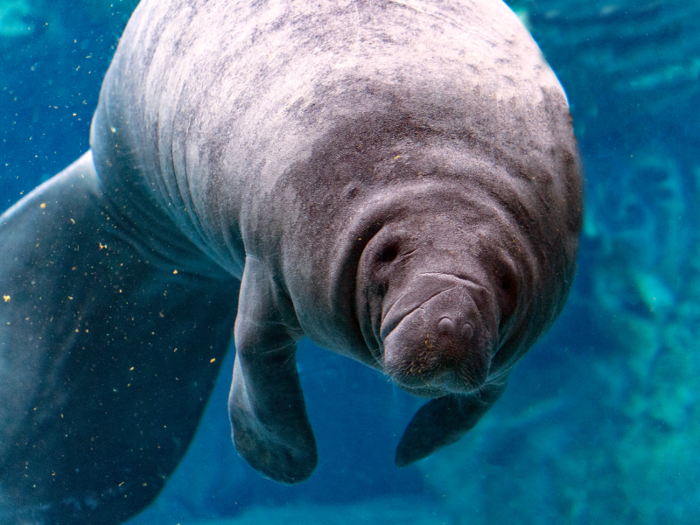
91;0;573;278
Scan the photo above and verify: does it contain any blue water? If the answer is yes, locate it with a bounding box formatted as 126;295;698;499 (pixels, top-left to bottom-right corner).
1;0;699;523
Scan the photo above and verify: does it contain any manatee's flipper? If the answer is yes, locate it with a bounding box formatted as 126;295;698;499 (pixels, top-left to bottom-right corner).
0;152;238;524
228;256;316;484
395;381;508;467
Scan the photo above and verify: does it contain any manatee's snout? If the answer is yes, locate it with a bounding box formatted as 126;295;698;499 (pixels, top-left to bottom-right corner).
381;276;497;397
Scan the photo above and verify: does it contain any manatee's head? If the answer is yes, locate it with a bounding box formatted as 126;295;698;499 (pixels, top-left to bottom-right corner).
354;190;524;399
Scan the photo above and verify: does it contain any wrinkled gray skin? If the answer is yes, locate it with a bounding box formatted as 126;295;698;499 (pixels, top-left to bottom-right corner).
0;0;581;522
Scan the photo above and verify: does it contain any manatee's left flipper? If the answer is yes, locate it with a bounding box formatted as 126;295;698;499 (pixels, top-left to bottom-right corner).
395;381;508;467
228;257;316;484
0;152;239;524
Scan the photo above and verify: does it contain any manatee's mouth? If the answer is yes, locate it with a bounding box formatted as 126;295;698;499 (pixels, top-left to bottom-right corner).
380;284;452;341
379;273;497;397
380;272;481;342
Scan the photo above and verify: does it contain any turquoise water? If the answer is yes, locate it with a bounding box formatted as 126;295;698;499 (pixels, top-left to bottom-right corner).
1;0;699;523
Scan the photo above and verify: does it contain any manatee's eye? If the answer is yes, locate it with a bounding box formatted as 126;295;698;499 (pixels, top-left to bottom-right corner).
499;270;519;321
378;242;400;263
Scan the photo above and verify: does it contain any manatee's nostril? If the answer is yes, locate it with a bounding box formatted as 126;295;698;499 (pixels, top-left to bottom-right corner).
437;317;455;335
461;322;474;340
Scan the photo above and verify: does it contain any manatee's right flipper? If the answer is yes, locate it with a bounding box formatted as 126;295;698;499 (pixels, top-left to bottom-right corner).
0;152;238;524
395;381;507;467
228;256;317;484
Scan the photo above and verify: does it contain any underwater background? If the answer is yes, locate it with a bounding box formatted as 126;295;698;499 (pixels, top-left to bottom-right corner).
1;0;699;523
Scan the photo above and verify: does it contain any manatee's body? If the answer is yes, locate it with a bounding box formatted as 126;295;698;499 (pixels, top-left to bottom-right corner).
0;0;581;522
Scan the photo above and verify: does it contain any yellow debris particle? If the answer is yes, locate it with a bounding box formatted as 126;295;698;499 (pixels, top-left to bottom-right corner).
130;367;134;371
210;358;216;363
3;295;9;302
40;202;46;208
159;312;164;318
173;269;178;274
70;218;75;224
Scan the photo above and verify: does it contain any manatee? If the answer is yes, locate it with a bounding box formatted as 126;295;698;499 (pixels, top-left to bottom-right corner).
0;0;582;522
